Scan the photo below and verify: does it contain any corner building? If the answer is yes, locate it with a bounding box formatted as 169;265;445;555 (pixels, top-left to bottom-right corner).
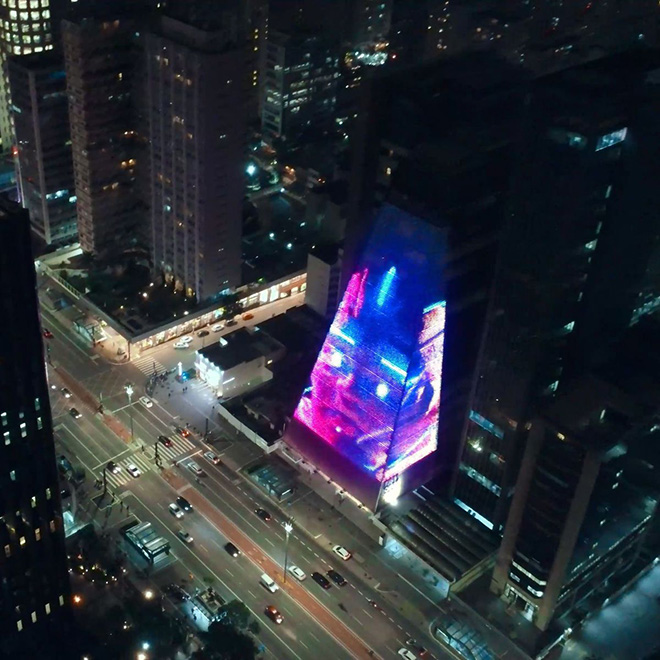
0;196;73;658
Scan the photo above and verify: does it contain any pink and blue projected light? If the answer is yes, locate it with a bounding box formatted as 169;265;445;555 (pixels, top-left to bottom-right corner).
294;204;446;483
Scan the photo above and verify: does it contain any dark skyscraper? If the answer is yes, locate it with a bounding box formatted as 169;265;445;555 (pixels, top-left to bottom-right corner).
454;51;660;533
0;196;72;658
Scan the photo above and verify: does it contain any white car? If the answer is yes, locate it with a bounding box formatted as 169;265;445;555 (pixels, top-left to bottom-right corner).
211;322;224;332
173;341;189;349
288;565;306;581
179;336;193;344
332;545;352;561
139;396;153;408
126;463;141;478
169;503;184;519
397;650;416;660
177;530;193;544
203;451;220;465
187;461;203;476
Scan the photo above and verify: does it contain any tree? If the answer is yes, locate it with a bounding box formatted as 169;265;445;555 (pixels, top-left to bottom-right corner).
201;623;257;660
215;599;253;632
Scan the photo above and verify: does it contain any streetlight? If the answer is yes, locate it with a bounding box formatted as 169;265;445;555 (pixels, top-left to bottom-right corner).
143;589;154;600
282;519;294;584
125;383;134;442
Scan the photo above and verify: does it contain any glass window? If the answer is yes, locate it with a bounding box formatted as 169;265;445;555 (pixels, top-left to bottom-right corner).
595;128;627;151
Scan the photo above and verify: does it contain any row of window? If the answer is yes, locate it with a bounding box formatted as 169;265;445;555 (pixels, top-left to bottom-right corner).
16;596;64;633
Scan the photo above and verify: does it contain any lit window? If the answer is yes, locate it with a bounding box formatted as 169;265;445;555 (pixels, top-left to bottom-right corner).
19;422;26;438
49;520;55;532
45;603;50;614
46;488;51;500
4;432;9;445
1;412;6;425
31;611;36;623
585;239;597;251
10;470;16;481
36;417;42;430
4;544;10;558
35;528;40;541
595;128;627;151
30;496;36;508
16;620;22;632
58;595;64;606
19;536;26;546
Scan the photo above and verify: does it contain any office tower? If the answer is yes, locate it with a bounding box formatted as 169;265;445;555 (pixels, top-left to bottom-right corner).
246;0;268;119
145;12;246;300
350;0;392;47
9;52;76;247
346;55;525;487
491;375;658;634
454;52;660;533
287;203;447;510
0;196;73;657
262;29;339;146
62;11;142;256
0;0;62;150
389;0;450;65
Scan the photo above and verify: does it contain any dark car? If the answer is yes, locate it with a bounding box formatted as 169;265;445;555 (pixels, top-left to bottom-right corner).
174;425;190;438
197;330;209;337
224;542;240;558
311;572;331;590
226;319;238;327
165;584;189;602
327;569;347;587
43;329;53;339
69;407;82;419
255;508;271;522
176;496;192;512
158;435;173;447
106;461;121;474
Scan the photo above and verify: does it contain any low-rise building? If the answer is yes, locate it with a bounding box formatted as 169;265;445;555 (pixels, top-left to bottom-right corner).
195;328;284;399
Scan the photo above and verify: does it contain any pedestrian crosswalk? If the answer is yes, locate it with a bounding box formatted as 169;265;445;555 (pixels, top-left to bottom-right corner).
103;435;197;489
132;355;167;378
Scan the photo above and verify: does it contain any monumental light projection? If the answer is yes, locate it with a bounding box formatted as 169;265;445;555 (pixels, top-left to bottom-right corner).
288;203;446;508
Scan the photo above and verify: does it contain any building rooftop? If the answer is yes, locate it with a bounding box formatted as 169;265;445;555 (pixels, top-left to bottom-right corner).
198;328;281;371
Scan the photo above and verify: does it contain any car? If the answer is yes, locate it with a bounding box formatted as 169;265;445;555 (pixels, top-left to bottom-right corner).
69;407;82;419
242;313;254;321
169;503;184;519
311;572;331;589
174;425;191;438
173;341;189;349
43;329;53;339
126;463;141;478
197;330;209;337
139;396;153;408
177;530;193;544
397;650;416;660
255;508;271;522
211;322;225;332
369;599;385;614
327;569;347;586
187;461;203;476
224;542;240;558
61;387;72;398
405;640;428;658
165;583;188;602
288;565;306;581
264;605;283;624
203;451;220;465
176;496;192;512
226;319;238;327
178;335;193;344
332;545;352;561
158;435;173;447
106;461;121;474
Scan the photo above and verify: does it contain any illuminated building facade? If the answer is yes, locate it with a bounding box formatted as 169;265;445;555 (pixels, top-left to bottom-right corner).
288;203;446;509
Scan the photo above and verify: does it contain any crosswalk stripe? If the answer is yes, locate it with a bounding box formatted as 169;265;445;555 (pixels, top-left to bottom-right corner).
131;355;167;377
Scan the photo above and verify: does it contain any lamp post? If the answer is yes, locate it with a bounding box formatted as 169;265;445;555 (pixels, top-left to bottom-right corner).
282;519;294;584
125;383;134;442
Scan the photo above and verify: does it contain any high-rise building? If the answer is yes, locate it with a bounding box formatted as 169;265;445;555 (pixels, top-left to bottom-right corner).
491;374;659;634
453;51;660;533
0;0;63;150
346;54;526;481
287;203;447;510
0;195;73;658
262;28;339;146
389;0;450;65
62;11;142;256
9;52;76;247
145;13;246;300
350;0;392;47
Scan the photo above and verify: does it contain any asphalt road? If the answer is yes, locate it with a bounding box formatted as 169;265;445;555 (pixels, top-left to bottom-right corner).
42;292;439;659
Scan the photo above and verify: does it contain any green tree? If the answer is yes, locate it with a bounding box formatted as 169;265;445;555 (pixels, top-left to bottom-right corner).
216;599;253;631
200;623;257;660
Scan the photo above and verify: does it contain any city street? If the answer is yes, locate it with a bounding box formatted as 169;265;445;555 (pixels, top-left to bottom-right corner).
41;288;449;659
